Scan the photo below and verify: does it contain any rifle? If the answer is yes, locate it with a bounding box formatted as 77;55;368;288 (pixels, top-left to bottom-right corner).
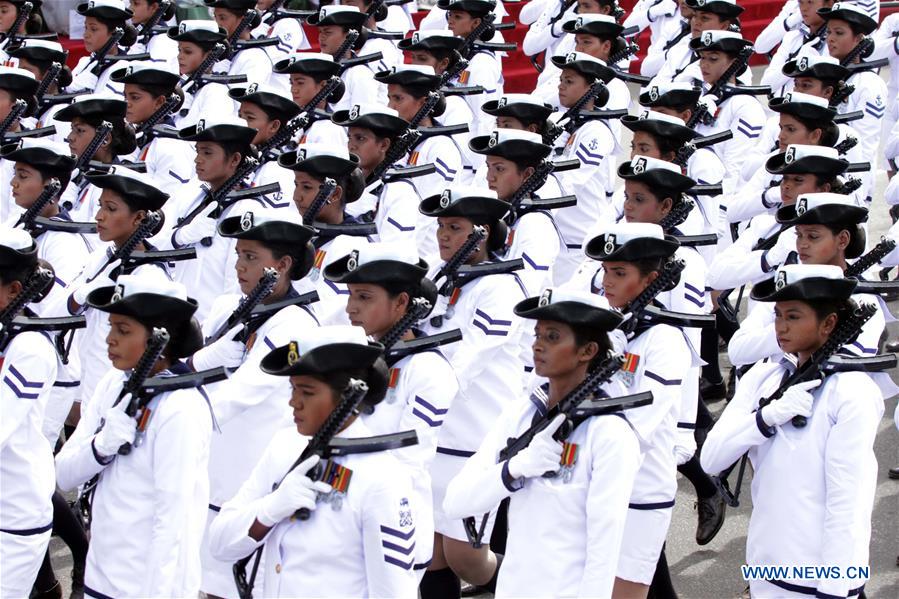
547;80;608;143
829;82;855;107
136;93;180;140
72;121;113;185
658;198;694;232
0;0;31;47
506;158;579;219
608;38;639;66
840;36;874;67
673;130;734;168
177;157;260;228
207;268;278;344
13;178;61;231
379;297;432;350
180;43;227;94
833;176;862;195
433;225;487;290
758;301;876;429
303;177;337;225
620;257;686;336
458;12;497;60
845;237;897;278
136;0;172;46
686;45;753;128
462;352;654;547
227;9;260;60
233;379;371;599
257;77;342;161
833;135;858;155
114;327;171;454
34;62;62;107
89;28;125;76
365;128;421;185
0;266;52;350
86;211;162;283
0;100;27;140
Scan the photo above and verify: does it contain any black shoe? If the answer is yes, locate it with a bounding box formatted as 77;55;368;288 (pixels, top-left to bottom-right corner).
887;341;899;354
725;367;737;402
30;581;62;599
695;493;727;545
889;466;899;480
700;377;727;402
460;582;483;597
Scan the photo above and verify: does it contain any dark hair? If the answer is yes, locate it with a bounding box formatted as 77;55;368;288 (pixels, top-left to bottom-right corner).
251;103;295;128
0;255;37;287
19;56;74;89
266;241;314;280
217;139;257;162
397;84;447;117
339;26;369;51
17;3;44;34
812;173;838;188
192;38;223;54
132;80;176;100
90;15;138;48
382;279;423;304
572;325;614;371
140;316;203;361
315;357;390;412
806;296;855;331
632;256;665;277
80;114;137;156
816;221;865;259
36;164;72;193
640;130;682;160
146;0;177;22
428;47;462;72
308;167;365;206
468;216;507;253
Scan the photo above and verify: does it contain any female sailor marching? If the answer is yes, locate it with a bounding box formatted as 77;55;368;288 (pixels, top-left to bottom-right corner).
208;325;420;597
68;0;138;97
55;269;213;598
443;288;642;598
702;264;895;598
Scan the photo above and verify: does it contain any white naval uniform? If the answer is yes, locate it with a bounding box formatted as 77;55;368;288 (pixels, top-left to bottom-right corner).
128;33;178;72
253;18;310;94
613;321;693;584
695;94;766;197
297;232;371;327
624;0;682;78
707;215;792;293
199;293;320;597
701;361;893;598
553;119;618;283
421;267;526;541
454;50;502;139
443;381;641;598
759;26;826;98
55;366;213;598
69;54;124;97
176;81;235;129
837;69;887;174
366;178;422;252
208;419;420;598
332;62;386;112
362;345;459;572
34;101;72;146
293;117;348;147
0;330;57;598
251;160;295;212
503;209;563;298
135;135;197;199
215;46;273;90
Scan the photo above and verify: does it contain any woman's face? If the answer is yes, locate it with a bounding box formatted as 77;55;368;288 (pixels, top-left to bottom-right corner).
11;162;48;209
387;84;425;123
234;238;290;297
0;89;15;122
346;126;388;171
177;41;206;76
129;0;153;25
774;299;835;355
83;16;112;54
446;10;479;37
238;101;279;146
406;50;445;74
106;313;151;371
574;33;611;61
436;216;478;263
292;171;344;223
213;7;242;37
496;115;528;130
826;18;862;61
194;141;239;185
777;113;821;148
95;190;144;245
623;180;672;225
123;83;165;126
799;0;827;29
557;68;591;109
780;172;828;205
289;374;337;435
795;223;847;265
67;117;103;158
690;10;728;38
698;50;734;85
532;319;594;379
630;131;663;160
346;283;407;338
601;261;655;308
485;156;529;201
289;73;326;107
0;1;18;34
792;76;831;99
318;25;347;56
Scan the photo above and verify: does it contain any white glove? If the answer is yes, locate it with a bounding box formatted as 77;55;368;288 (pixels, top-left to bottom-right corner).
760;379;820;427
784;9;803;30
696;95;718;118
72;258;121;306
648;0;675;20
191;325;245;371
762;185;782;210
258;455;333;526
69;69;99;93
763;229;795;272
94;397;137;457
673;428;697;466
173;202;218;247
508;414;566;479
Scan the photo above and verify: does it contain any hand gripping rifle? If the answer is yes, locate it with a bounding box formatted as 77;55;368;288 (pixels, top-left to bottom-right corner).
302;177;337;225
234;379;371;599
0;99;27;140
136;93;180;140
462;352;654;546
86;211;162;283
686;46;753;128
34;62;63;107
207;268;278;344
0;1;31;47
89;27;125;76
13;178;61;231
758;301;877;428
180;43;227;94
434;225;487;292
114;327;171;454
547;80;608;144
0;266;52;350
137;0;171;46
845;237;897;279
72;121;114;185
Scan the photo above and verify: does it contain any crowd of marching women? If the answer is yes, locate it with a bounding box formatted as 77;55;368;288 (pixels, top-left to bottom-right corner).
2;0;899;597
